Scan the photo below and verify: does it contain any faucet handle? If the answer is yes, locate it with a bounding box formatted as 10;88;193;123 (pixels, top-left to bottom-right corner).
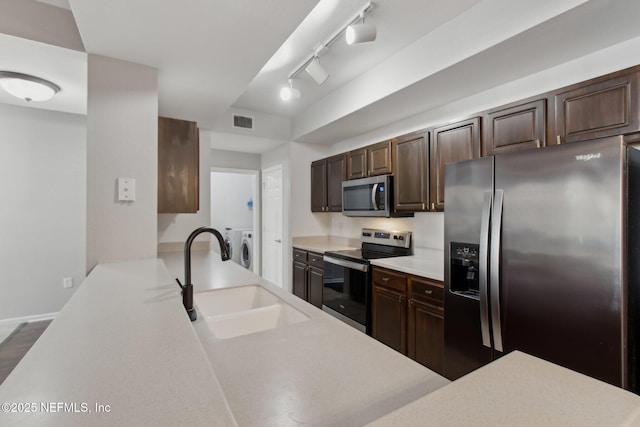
175;278;185;290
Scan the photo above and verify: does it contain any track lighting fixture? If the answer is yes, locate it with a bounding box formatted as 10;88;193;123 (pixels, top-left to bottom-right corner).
346;18;377;45
0;71;60;102
279;1;375;99
305;57;329;85
280;79;301;101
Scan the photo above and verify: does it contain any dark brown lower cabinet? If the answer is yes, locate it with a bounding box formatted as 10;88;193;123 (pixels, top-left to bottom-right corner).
292;247;323;309
372;266;444;374
408;299;444;374
372;285;407;354
307;266;323;308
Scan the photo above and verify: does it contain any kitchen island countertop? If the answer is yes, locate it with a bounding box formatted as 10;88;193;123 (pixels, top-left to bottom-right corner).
368;350;640;426
161;250;450;426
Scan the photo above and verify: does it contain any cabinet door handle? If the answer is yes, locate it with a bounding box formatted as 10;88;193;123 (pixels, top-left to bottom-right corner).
535;139;541;149
556;135;562;145
382;277;390;281
431;202;435;210
421;202;426;210
424;289;433;295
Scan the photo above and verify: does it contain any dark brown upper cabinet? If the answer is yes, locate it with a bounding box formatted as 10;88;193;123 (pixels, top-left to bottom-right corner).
483;99;546;156
368;140;394;176
158;117;199;213
347;147;367;180
347;140;393;180
394;130;429;212
554;69;640;144
311;154;347;212
429;117;481;211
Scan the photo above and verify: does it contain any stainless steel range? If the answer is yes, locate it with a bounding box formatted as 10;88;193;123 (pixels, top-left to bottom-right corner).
322;228;412;334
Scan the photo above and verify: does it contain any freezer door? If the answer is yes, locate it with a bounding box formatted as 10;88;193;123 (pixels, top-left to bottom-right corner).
495;136;625;387
444;156;494;380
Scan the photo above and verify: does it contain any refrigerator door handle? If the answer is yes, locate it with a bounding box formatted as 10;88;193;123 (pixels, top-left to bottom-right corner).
479;191;492;348
490;189;504;352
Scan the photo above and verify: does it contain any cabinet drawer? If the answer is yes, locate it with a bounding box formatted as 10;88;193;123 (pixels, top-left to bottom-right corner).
409;277;444;307
308;251;324;269
293;248;307;263
372;267;407;293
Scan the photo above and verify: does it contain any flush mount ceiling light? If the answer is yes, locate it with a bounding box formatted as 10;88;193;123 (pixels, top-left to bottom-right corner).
281;1;375;98
280;79;301;101
305;57;329;85
0;71;61;102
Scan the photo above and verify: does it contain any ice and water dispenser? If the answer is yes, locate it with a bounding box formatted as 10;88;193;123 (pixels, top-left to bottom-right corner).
449;242;480;298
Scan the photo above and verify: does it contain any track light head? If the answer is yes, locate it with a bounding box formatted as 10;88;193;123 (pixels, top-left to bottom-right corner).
346;22;377;45
305;57;329;85
280;80;301;101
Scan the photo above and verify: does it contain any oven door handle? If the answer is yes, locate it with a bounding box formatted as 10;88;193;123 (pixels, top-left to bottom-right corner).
323;255;369;272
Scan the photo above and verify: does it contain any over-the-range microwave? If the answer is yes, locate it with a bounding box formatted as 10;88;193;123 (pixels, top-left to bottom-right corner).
342;175;413;218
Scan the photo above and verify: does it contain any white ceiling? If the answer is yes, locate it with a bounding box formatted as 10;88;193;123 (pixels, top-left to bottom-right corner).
3;0;640;152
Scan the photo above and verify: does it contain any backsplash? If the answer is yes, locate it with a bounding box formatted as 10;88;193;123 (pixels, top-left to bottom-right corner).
329;212;444;250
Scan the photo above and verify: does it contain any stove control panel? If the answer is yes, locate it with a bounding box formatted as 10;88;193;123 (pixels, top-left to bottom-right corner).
361;228;411;249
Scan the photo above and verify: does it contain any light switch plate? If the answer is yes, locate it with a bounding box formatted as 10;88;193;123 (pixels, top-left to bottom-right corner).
118;178;136;201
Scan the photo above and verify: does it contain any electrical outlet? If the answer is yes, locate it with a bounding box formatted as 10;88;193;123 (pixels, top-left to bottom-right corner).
63;277;73;288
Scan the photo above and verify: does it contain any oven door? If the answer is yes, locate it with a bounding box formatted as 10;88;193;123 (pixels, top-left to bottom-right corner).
322;255;370;334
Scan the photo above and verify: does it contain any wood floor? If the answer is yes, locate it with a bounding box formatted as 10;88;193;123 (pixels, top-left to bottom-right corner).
0;320;51;385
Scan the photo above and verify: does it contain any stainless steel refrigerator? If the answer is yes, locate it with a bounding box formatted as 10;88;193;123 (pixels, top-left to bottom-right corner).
443;135;639;392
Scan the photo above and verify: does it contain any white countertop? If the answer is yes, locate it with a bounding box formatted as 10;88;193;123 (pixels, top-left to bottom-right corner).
0;259;236;426
368;351;640;426
292;235;359;253
161;250;450;426
370;248;444;281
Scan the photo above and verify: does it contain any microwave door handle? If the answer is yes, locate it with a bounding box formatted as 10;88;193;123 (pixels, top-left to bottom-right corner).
371;183;379;210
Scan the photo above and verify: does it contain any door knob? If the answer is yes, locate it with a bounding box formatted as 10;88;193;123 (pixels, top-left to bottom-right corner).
275;239;282;243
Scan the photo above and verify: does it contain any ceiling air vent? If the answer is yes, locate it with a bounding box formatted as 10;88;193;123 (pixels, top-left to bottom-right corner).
233;114;254;130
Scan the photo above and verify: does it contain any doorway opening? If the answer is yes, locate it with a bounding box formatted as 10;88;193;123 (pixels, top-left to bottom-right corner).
210;168;260;274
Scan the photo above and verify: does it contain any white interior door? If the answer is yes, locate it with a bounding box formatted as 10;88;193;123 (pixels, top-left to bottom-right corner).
261;165;283;287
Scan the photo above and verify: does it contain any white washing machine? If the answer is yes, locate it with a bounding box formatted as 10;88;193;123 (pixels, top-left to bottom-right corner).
240;230;253;270
223;227;248;264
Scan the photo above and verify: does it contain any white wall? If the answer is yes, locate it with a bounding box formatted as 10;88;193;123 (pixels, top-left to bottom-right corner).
290;141;331;237
210;172;255;231
210;147;260;170
0;104;86;321
86;54;158;270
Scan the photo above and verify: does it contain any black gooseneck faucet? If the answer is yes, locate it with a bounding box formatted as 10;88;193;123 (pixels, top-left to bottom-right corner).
176;226;230;321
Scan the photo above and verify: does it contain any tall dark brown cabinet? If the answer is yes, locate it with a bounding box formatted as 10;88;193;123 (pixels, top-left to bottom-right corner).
311;154;346;212
394;131;429;212
429;117;481;211
158;117;199;213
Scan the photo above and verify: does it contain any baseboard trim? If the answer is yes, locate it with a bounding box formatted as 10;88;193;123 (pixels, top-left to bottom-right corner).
0;312;57;326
